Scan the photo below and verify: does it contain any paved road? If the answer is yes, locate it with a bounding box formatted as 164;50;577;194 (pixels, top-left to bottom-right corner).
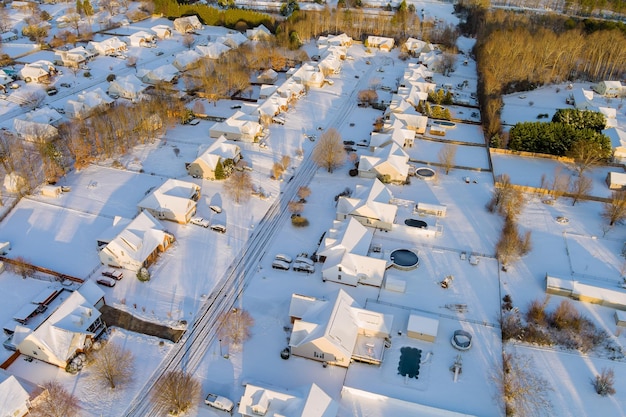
123;59;378;416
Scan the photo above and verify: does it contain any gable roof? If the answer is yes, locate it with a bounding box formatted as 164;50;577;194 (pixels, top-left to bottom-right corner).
193;136;241;171
336;179;397;224
137;179;199;215
0;370;44;417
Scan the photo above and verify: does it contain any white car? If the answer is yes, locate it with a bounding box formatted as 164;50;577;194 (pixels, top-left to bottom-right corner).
293;262;315;273
102;269;123;280
272;260;290;270
190;217;210;228
274;254;293;264
209;205;222;214
210;223;226;233
294;256;314;267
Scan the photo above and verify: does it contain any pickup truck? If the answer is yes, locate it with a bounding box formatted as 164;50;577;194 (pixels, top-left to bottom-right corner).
205;393;234;413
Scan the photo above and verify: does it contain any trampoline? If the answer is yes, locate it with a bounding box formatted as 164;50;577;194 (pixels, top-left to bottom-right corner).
415;167;436;180
398;346;422;378
451;330;473;351
390;249;419;271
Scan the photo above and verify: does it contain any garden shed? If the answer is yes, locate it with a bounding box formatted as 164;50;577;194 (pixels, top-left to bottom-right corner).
407;312;439;342
615;310;626;327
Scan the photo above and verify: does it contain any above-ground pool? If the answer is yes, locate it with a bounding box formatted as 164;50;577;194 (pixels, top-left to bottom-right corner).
405;219;428;229
390;249;419;271
433;120;457;128
415;167;436;180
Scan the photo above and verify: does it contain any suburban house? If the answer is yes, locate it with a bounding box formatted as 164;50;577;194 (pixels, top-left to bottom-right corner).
604;127;626;163
210;111;263;142
54;46;96;68
276;78;306;101
291;64;325;88
246;24;272;41
256;68;278;85
404;37;430;56
64;87;114;119
137;64;180;85
318;52;343;75
107;74;146;101
173;15;202;33
288;289;393;367
317;218;388;287
366;36;394;51
195;42;230;59
99;211;175;271
151;24;172;39
19;60;57;83
572;88;595;110
336;178;397;231
128;30;156;47
13;282;107;368
13;107;63;142
186;136;241;180
370;123;416;150
173;50;202;71
0;369;46;417
216;32;248;49
259;84;278;100
238;383;337;417
88;37;127;56
257;95;288;118
593;80;623;97
317;32;352;47
358;142;411;184
606;171;626;190
137;179;200;224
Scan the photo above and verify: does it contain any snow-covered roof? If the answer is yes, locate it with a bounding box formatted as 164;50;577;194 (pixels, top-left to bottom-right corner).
216;32;247;48
367;36;394;50
193;136;240;171
88;37;127;55
246;24;272;40
173;50;201;70
0;370;44;417
603;127;626;149
238;382;337;417
173;15;202;33
137;179;199;216
138;64;180;84
336;179;397;225
108;74;146;99
195;42;230;59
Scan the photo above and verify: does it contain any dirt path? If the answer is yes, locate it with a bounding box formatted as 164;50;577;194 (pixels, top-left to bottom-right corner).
100;305;185;343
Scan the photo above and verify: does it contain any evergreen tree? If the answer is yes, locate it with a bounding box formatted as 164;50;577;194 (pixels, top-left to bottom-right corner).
214;159;225;180
82;0;94;19
76;0;83;15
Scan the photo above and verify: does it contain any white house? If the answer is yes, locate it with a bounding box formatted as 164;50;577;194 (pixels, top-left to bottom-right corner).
0;369;46;417
173;50;202;71
246;24;272;41
359;142;410;184
64;87;114;119
366;36;394;51
54;46;96;68
99;211;175;271
606;171;626;190
572;88;595;110
288;289;393;367
336;178;397;231
88;37;127;56
216;32;247;49
128;30;156;47
186;136;241;180
593;80;623;97
14;283;107;368
317;218;388;287
386;112;428;135
13;107;63;142
370;122;416;149
173;15;202;33
137;179;200;224
19;60;57;83
107;74;146;101
238;383;337;417
404;37;430;55
151;24;172;39
317;32;352;47
604;127;626;163
137;64;180;85
195;42;230;59
256;68;278;85
209;111;263;142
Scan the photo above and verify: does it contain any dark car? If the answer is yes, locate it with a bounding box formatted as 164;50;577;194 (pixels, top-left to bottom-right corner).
97;277;116;287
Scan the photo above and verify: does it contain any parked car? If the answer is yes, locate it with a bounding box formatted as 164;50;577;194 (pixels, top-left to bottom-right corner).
46;87;58;96
96;277;116;287
102;269;123;280
274;254;293;264
294;256;314;267
190;217;210;228
293;262;315;274
210;223;226;233
209;205;222;214
272;260;290;270
205;393;234;413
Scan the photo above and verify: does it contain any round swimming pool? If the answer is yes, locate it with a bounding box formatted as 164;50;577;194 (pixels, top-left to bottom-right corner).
405;219;428;229
390;249;419;271
415;167;436;180
433;120;457;128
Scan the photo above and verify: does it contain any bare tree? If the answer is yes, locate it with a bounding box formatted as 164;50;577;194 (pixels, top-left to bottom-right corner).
152;370;201;416
29;381;81;417
0;8;11;33
495;217;532;268
593;368;616;396
271;162;285;180
89;341;135;389
357;89;378;106
312;128;346;173
297;186;311;202
288;200;304;215
487;174;526;220
492;352;553;417
567;139;608;176
438;143;457;175
281;154;291;170
224;170;252;204
603;191;626;228
569;174;592;206
217;308;254;350
10;256;35;279
182;33;195;50
549;166;570;201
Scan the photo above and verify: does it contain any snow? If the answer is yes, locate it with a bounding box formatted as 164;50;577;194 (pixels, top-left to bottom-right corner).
0;2;625;417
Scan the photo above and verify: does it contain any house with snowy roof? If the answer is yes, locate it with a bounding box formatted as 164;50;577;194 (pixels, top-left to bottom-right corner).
317;218;388;287
138;64;180;85
151;24;172;39
370;122;416;149
604;127;626;163
358;142;410;184
386;111;428;135
14;282;107;368
186;136;241;180
19;60;57;83
256;68;278;85
336;179;397;231
195;42;230;59
54;46;96;68
173;15;202;33
593;80;623;97
88;37;127;56
246;24;272;41
291;64;324;88
209;111;263;142
0;369;46;416
366;36;394;51
13;107;63;142
137;179;200;224
99;211;175;271
173;50;202;71
217;32;248;49
107;74;146;101
317;33;352;47
128;30;156;47
238;382;338;417
403;37;432;56
288;289;393;367
64;87;114;119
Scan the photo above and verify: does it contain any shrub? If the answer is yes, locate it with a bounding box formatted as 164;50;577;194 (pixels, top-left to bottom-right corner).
593;368;616;396
84;71;91;77
500;311;523;341
106;74;116;82
291;216;309;227
523;324;553;346
549;300;581;331
502;294;513;311
525;298;548;325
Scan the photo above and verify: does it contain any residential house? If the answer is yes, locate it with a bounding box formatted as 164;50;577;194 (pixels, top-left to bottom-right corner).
238;383;337;417
366;36;394;51
14;283;107;368
209;111;263;142
288;289;393;367
173;50;201;71
107;74;146;101
137;178;200;224
276;79;306;101
404;37;431;56
359;142;410;184
216;32;247;49
318;53;342;75
0;369;46;417
257;95;288;118
317;32;352;47
13;107;63;142
88;37;127;56
195;42;230;59
99;211;175;271
259;84;278;100
54;46;96;68
370;124;416;150
598;106;617;128
606;171;626;190
138;64;180;85
546;274;626;311
19;60;57;83
256;68;278;85
593;80;623;97
291;64;324;88
336;179;397;231
64;87;114;119
386;111;428;135
186;136;241;180
246;24;272;41
604;127;626;163
572;88;595;110
317;218;388;287
151;24;172;39
173;15;202;33
128;30;156;47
